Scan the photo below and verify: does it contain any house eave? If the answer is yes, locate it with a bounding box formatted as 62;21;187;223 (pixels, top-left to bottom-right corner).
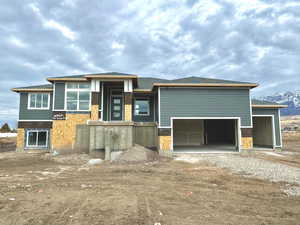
251;104;288;108
11;88;53;93
152;83;259;88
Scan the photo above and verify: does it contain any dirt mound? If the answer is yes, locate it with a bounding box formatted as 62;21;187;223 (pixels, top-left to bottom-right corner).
115;144;159;163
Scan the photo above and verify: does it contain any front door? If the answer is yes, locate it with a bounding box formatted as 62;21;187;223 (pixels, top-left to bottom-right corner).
111;96;123;121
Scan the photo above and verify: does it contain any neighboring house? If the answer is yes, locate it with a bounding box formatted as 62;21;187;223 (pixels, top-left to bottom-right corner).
12;72;286;155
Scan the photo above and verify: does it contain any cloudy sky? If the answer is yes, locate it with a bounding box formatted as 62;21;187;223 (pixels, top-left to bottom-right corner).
1;0;299;127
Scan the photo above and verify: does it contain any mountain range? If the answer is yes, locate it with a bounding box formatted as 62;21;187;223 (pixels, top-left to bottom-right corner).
260;90;300;116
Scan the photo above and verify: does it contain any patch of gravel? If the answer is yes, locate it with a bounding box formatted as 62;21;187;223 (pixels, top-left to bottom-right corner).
175;154;300;196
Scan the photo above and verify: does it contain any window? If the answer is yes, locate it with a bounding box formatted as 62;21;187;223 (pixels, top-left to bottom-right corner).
28;93;50;109
134;99;150;116
66;82;90;111
26;130;48;148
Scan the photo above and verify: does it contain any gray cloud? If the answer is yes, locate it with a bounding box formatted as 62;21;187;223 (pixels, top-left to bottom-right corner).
1;0;300;127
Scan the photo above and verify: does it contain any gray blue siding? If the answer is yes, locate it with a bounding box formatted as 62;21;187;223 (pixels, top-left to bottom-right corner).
54;82;65;110
19;93;53;120
252;108;281;147
159;88;252;127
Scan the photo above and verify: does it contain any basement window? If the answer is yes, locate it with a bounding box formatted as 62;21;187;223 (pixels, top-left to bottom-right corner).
134;99;150;116
66;82;91;111
28;93;50;110
26;130;48;148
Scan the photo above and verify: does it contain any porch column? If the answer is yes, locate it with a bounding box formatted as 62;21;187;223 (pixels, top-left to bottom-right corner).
124;93;132;121
124;80;133;121
91;80;101;120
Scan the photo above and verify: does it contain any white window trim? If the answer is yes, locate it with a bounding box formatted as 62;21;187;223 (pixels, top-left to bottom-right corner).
28;93;50;110
65;82;91;111
134;98;150;116
26;130;49;148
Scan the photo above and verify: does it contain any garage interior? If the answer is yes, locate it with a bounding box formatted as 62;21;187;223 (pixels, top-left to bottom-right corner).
252;116;274;149
173;119;239;152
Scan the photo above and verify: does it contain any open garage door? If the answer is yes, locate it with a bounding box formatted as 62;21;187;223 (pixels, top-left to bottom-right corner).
253;116;275;149
172;118;240;153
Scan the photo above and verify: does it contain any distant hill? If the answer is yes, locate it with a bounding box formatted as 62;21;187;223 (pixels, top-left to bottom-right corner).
261;90;300;116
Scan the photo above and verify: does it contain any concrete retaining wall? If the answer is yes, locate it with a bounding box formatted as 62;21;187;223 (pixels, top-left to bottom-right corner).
75;121;158;155
134;122;158;149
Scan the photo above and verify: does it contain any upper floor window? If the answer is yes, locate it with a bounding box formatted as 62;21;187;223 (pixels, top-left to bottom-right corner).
134;99;150;116
28;93;50;110
66;82;91;111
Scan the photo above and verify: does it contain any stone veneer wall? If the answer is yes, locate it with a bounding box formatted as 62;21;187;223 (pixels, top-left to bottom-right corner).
158;128;172;157
241;128;253;149
91;105;99;120
16;128;25;152
124;93;132;121
52;113;90;150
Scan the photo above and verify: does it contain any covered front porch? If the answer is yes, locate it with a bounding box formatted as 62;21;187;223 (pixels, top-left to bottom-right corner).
89;78;156;124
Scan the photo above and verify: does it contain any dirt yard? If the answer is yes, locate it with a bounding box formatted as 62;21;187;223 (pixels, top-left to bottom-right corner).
0;152;299;225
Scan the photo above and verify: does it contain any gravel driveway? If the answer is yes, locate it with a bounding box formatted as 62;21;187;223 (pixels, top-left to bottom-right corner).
175;154;300;196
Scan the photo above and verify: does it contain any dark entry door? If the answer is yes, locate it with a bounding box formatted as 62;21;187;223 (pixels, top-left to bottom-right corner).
111;96;123;121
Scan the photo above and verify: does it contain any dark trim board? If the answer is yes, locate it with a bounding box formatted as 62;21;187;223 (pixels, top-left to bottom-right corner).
241;128;252;137
18;121;53;129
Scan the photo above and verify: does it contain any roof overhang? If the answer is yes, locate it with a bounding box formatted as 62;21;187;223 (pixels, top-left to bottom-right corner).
84;74;137;79
133;89;153;93
152;83;259;89
47;77;87;82
251;104;287;108
11;88;53;93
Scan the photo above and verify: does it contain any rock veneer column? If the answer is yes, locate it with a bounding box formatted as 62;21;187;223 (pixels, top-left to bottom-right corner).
158;128;172;157
124;93;133;121
241;128;253;149
91;92;100;120
16;128;25;152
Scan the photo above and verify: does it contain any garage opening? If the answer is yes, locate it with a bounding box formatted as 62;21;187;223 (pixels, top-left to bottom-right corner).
252;116;274;149
173;119;239;152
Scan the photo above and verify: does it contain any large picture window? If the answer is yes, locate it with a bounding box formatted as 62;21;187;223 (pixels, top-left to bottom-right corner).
134;99;150;116
66;83;90;111
28;93;50;110
26;130;48;148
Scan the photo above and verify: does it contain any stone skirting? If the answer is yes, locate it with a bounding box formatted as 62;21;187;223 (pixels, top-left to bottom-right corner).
242;137;253;149
16;128;25;152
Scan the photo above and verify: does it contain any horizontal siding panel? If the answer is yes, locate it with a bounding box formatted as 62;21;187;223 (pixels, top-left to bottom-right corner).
160;88;251;127
19;93;53;120
252;108;281;146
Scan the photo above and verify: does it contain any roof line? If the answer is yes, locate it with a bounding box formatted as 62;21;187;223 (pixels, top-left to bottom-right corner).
11;88;53;92
153;83;259;88
84;74;137;79
251;104;287;108
47;77;87;82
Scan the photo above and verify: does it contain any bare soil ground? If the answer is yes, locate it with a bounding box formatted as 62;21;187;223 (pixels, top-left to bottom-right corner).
0;152;299;225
